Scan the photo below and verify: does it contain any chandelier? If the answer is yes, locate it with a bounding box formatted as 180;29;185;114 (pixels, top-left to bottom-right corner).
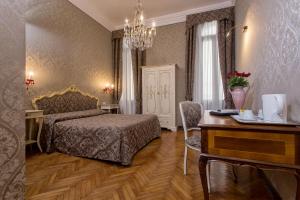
124;0;156;51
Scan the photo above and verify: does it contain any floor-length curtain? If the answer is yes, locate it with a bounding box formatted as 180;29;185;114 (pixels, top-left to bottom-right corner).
112;38;122;103
185;26;196;101
193;21;224;110
119;40;136;114
218;19;235;108
185;7;234;107
131;49;146;114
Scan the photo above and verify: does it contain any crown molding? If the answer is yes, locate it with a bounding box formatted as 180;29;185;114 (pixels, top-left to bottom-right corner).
68;0;115;31
69;0;235;32
114;0;235;30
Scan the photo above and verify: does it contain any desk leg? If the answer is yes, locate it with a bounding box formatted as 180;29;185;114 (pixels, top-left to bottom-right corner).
28;118;33;141
37;117;43;152
296;170;300;200
199;156;209;200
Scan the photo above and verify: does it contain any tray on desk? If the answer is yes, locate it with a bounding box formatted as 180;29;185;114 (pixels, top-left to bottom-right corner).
231;115;300;127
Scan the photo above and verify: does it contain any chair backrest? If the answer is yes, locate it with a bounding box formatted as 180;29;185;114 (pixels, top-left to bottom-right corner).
179;101;203;140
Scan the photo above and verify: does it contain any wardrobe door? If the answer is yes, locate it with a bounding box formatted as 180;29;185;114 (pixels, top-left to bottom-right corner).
157;69;173;117
142;70;158;114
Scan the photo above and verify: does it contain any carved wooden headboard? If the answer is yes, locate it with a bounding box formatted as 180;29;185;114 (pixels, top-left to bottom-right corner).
32;86;100;115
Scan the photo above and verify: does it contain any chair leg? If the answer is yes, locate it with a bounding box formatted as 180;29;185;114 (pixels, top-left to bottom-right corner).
184;146;188;175
207;162;211;193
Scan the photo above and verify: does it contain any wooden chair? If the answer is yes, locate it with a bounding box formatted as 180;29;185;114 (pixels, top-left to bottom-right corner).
179;101;211;192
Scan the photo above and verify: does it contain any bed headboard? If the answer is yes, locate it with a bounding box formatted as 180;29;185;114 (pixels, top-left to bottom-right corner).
32;86;100;115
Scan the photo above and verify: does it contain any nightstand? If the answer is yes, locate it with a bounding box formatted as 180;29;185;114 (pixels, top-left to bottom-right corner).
101;104;120;114
25;110;44;152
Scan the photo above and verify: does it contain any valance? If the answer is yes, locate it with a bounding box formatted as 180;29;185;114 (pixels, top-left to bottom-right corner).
186;7;234;29
112;29;124;39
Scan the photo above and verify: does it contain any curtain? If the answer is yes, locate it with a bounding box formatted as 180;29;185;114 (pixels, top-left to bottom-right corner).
218;19;235;108
119;40;136;114
193;21;224;110
112;29;146;113
185;7;234;106
185;26;196;101
131;49;146;114
112;38;122;103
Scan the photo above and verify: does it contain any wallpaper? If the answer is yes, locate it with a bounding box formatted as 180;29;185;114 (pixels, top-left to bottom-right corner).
26;0;113;109
235;0;300;122
235;0;300;199
0;0;25;199
146;22;186;125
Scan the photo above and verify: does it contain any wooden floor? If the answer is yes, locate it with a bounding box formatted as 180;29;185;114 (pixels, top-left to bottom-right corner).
26;130;273;200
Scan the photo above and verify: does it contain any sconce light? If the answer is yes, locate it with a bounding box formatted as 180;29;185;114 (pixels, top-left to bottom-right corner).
103;83;114;94
226;25;248;38
25;71;35;90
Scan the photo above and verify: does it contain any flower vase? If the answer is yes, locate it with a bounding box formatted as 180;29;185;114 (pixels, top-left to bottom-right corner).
229;86;249;110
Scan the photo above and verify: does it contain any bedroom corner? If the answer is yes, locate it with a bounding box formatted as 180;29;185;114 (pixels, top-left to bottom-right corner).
25;0;114;110
2;0;300;199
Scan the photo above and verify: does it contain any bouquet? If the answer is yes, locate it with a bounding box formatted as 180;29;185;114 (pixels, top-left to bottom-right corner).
228;71;251;89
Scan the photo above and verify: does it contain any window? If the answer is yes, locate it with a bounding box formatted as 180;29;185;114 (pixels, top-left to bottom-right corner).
119;39;136;114
193;20;224;110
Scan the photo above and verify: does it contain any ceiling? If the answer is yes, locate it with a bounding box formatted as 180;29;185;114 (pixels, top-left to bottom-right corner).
68;0;234;31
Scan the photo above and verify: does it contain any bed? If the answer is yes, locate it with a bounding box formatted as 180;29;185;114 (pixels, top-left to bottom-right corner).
33;86;161;165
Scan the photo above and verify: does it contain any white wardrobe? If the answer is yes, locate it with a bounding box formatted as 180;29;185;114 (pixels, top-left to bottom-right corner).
142;64;177;132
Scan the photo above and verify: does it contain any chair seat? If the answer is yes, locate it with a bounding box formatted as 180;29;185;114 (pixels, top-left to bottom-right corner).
185;135;201;150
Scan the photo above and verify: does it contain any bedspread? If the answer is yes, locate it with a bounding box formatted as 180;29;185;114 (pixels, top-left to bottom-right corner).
43;110;161;165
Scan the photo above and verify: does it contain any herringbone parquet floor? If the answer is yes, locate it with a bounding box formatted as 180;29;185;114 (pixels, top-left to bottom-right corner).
26;130;273;200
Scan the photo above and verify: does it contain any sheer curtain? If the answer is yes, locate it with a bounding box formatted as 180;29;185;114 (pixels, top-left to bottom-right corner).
193;20;224;110
119;40;136;114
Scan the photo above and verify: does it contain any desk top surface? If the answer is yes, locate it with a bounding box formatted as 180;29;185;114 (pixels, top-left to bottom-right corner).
199;111;300;133
101;104;119;109
25;110;43;113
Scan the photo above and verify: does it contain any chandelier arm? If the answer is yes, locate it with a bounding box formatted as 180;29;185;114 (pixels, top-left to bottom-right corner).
123;0;156;50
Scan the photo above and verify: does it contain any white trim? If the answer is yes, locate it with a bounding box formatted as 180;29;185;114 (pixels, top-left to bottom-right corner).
114;0;235;30
68;0;115;31
68;0;235;32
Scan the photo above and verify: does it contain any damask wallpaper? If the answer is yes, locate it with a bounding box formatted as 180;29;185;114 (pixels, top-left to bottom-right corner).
235;0;300;122
146;22;186;125
26;0;113;108
235;0;300;199
0;0;25;199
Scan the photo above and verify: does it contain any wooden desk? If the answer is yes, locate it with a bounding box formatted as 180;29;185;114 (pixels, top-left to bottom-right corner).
198;111;300;200
25;110;44;152
101;104;120;114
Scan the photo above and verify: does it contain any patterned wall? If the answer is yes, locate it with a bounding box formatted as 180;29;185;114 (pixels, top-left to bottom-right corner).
235;0;300;122
26;0;113;108
146;22;186;125
235;0;300;199
0;0;25;199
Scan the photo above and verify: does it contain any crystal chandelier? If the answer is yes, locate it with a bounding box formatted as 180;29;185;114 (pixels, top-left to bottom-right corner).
124;0;156;51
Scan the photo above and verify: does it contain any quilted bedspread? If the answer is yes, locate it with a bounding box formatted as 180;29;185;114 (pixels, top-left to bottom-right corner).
43;109;161;165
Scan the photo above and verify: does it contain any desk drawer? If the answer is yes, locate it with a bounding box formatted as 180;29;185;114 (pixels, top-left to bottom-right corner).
207;130;298;165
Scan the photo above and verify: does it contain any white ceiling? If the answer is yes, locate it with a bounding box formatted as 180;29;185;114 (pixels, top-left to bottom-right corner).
68;0;235;31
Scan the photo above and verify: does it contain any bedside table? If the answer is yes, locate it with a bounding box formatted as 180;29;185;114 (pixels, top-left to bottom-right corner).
101;104;120;114
25;110;44;152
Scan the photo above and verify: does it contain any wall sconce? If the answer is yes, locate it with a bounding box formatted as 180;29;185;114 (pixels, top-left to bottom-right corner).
103;83;114;94
25;71;35;90
226;25;248;38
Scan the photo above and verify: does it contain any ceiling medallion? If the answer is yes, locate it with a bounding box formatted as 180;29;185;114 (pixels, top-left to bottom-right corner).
124;0;156;51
